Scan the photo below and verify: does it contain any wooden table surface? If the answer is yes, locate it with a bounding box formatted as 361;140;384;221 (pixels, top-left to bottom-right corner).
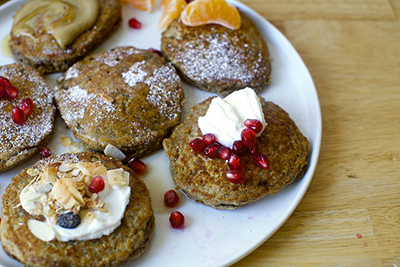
233;0;400;266
1;0;399;266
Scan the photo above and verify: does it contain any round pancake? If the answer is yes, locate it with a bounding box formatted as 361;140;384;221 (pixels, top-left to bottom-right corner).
163;97;309;209
161;12;271;96
0;152;155;267
0;63;55;173
55;46;184;159
9;0;122;74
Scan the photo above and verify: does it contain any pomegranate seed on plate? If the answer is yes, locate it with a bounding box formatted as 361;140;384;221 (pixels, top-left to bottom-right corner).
164;190;179;207
218;146;232;160
0;86;6;98
169;211;185;229
204;143;221;158
241;128;257;147
21;98;34;117
232;140;247;155
244;119;263;134
253;153;271;169
228;154;243;170
89;176;105;193
149;48;163;57
226;170;246;184
189;138;205;153
5;85;18;100
12;107;24;124
39;147;52;159
202;133;216;145
128;18;141;29
127;158;147;175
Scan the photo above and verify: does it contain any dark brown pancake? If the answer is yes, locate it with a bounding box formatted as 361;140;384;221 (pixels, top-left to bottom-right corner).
163;97;309;209
0;63;56;173
9;0;122;74
161;12;271;96
55;46;184;159
0;152;155;267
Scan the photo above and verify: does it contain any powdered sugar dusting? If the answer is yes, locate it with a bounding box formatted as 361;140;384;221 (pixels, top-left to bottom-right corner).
64;65;80;80
122;61;147;87
94;47;139;67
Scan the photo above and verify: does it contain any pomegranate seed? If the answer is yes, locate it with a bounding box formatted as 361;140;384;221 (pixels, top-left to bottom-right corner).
204;143;221;158
244;119;263;134
253;153;271;169
0;76;11;87
149;48;163;57
164;190;179;207
226;170;246;184
169;211;185;229
89;176;105;193
39;147;52;159
189;138;205;153
218;146;232;160
185;0;195;3
203;133;216;145
241;128;257;147
5;85;18;100
249;143;259;155
228;154;243;170
12;107;25;124
127;158;147;175
128;18;141;29
232;140;247;154
21;98;34;117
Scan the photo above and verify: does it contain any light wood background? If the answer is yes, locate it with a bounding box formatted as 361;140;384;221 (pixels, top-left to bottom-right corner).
233;0;400;266
1;0;398;266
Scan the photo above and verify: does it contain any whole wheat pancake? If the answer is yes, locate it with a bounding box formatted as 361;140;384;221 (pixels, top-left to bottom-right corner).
0;152;155;267
163;97;309;209
0;63;55;173
161;12;271;96
9;0;122;74
55;46;184;159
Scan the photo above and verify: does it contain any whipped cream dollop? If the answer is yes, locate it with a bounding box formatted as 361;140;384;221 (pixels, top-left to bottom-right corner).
20;162;131;242
198;87;266;148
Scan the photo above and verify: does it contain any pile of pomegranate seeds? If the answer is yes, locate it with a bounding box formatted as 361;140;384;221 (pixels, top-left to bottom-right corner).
189;119;271;184
127;158;147;176
88;176;105;194
1;76;34;125
128;18;141;29
39;147;52;159
169;211;185;229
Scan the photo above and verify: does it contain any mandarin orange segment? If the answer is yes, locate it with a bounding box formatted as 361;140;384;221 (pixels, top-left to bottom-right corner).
158;0;187;30
180;0;241;30
119;0;154;12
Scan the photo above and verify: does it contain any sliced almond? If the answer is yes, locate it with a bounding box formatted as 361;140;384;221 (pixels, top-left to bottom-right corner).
28;220;55;242
36;183;53;194
58;163;75;172
51;179;84;209
100;93;114;103
41;165;57;183
27;168;40;177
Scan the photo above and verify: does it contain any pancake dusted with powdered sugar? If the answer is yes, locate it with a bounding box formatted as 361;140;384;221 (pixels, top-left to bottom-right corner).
55;46;184;159
161;12;271;96
0;63;55;172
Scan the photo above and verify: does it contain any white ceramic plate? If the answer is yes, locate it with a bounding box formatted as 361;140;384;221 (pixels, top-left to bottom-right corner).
0;0;321;266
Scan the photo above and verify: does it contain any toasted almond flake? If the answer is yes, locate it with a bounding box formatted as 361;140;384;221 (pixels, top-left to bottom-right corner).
51;179;84;209
28;220;55;242
27;168;40;177
22;188;42;201
59;163;75;172
100;93;114;103
107;168;128;186
104;144;126;161
71;168;81;177
36;183;53;194
40;165;57;183
61;137;72;147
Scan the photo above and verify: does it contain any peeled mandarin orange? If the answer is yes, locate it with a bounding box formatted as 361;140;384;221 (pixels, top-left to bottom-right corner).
119;0;154;12
180;0;241;30
158;0;187;30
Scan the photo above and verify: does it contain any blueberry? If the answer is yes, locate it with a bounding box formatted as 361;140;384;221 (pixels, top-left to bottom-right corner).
57;212;81;229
